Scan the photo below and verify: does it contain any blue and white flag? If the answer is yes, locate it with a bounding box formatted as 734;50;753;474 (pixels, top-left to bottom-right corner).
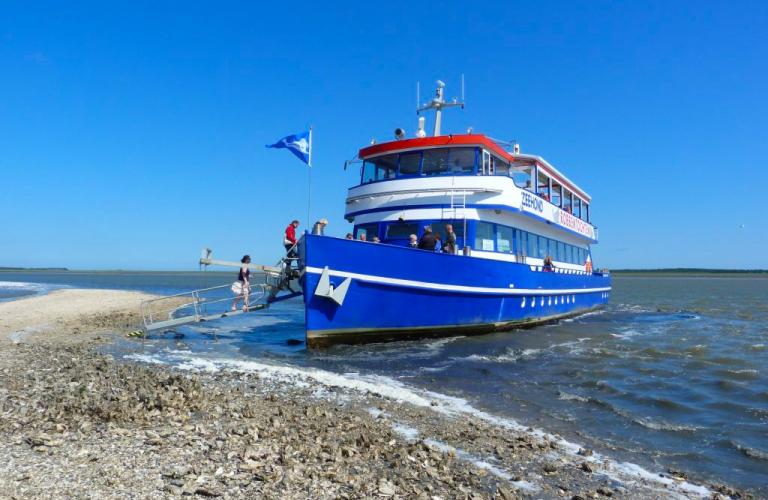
266;129;311;166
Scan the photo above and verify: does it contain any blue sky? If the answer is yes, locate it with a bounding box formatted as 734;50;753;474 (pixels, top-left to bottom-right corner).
1;1;766;270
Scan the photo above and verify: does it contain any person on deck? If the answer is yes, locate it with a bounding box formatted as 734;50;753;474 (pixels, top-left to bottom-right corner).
284;220;300;266
372;236;381;243
358;233;367;242
418;226;436;251
312;218;328;236
231;255;251;312
345;233;353;240
543;255;554;272
434;234;442;252
443;224;457;254
408;234;418;248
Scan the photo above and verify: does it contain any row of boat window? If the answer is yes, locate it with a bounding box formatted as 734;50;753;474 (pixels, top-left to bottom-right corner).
360;147;591;223
354;219;589;265
475;221;588;265
362;147;494;182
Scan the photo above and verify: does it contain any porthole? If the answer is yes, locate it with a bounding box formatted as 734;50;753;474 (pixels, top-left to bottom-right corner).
521;297;526;308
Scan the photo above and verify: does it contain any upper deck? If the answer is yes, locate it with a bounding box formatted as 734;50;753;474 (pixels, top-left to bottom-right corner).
349;134;597;241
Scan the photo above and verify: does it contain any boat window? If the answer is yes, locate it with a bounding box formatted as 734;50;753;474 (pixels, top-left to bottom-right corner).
474;221;495;251
557;241;565;262
574;198;582;219
447;148;476;175
583;203;590;222
361;154;397;183
537;170;551;202
551;182;562;207
398;152;421;176
496;225;514;253
354;223;379;240
422;148;450;176
362;161;376;184
563;189;573;213
512;164;533;189
537;236;548;259
493;156;511;176
515;229;526;256
526;231;537;257
385;222;418;239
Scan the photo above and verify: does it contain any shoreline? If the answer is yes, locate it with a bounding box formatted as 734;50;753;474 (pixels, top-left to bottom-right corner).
0;290;749;498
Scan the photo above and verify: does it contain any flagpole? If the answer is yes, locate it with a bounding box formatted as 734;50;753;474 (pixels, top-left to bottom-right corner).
307;126;313;228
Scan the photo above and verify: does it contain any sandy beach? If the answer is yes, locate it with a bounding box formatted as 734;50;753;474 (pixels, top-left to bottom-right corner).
0;290;747;499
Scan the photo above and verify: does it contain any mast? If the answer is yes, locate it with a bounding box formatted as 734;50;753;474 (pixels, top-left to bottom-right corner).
417;79;464;136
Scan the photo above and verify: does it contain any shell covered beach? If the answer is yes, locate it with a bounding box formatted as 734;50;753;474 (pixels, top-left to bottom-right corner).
0;288;752;499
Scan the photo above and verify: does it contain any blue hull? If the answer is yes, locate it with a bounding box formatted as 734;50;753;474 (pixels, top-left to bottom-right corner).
300;234;611;347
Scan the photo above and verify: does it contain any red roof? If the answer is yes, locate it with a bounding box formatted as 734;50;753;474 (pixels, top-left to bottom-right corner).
359;134;514;162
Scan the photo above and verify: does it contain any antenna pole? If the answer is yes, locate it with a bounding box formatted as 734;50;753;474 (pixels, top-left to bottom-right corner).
416;79;463;137
305;125;312;227
416;81;420;113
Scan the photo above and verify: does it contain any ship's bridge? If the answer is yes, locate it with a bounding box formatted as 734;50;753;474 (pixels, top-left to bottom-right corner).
347;134;595;235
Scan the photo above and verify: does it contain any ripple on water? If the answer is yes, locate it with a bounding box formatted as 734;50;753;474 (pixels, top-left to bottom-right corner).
730;441;768;462
713;368;760;381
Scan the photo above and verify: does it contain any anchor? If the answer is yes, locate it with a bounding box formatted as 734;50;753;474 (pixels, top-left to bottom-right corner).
313;266;351;306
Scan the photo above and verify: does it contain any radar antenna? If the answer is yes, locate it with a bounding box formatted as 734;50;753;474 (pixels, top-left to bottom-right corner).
416;77;465;136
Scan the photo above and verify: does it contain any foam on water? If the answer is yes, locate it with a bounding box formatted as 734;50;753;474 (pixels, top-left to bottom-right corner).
125;350;712;497
0;281;65;302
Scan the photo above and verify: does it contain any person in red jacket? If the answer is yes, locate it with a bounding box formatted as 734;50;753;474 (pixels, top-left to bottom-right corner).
284;220;300;265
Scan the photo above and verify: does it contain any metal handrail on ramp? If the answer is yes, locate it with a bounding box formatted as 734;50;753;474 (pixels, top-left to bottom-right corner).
140;282;269;334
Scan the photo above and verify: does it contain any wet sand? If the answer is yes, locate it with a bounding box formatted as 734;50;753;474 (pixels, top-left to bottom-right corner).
0;290;748;499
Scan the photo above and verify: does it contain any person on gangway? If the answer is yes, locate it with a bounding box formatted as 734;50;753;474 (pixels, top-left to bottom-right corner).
231;255;251;312
284;219;300;267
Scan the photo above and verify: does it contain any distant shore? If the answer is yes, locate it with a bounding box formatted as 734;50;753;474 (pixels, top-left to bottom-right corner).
0;290;748;498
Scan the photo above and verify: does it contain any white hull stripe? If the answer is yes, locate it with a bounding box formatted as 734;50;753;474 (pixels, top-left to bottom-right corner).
305;266;611;296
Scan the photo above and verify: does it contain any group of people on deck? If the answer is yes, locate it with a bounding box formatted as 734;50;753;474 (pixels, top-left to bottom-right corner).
413;224;456;254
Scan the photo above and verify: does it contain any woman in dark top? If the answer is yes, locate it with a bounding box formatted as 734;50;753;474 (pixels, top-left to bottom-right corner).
231;255;251;312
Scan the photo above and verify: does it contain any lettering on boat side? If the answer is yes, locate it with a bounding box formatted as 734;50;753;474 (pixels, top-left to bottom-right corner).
554;209;595;239
521;191;544;213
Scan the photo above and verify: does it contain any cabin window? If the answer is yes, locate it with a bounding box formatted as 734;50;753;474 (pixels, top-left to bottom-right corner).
557;241;565;262
385;222;418;240
496;225;514;253
354;223;379;240
551;182;562;207
447;148;476;175
361;154;397;183
563;189;573;213
537;236;548;259
474;221;495;251
537;170;551;202
574;198;582;219
515;229;526;256
493;156;511;176
512;164;533;189
583;203;590;222
526;231;537;257
362;161;376;184
398;152;421;176
422;148;450;176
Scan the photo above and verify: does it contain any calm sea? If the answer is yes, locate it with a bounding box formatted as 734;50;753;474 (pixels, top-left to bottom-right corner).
2;271;766;495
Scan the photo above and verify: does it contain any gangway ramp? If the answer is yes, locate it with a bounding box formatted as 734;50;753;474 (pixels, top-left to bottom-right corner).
140;249;302;336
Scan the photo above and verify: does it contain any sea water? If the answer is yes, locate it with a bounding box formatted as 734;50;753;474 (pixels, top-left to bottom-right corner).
1;271;766;494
